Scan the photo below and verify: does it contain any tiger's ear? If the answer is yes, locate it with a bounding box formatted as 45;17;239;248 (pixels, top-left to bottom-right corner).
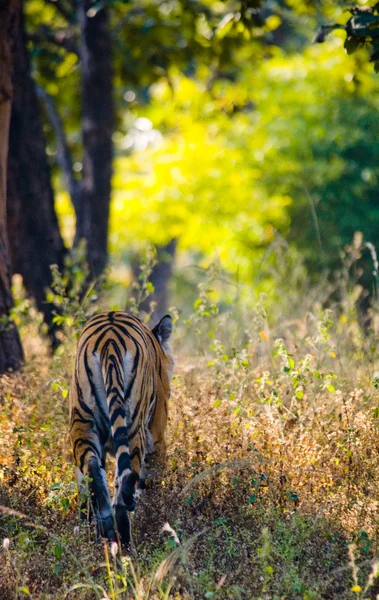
152;315;173;347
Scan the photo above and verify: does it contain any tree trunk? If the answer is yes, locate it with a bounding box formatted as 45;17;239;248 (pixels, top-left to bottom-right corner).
0;0;23;372
138;239;177;323
75;0;113;278
7;4;66;347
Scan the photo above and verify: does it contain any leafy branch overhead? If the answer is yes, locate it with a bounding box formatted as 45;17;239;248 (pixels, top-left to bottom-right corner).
315;4;379;71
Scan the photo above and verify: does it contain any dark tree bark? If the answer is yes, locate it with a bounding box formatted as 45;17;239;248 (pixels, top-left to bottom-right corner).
0;0;23;372
75;0;113;278
138;239;177;323
7;4;66;346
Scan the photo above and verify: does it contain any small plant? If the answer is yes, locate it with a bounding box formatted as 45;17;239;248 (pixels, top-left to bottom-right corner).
348;543;379;598
126;245;158;321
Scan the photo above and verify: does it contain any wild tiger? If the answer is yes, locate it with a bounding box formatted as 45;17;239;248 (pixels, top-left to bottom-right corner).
69;311;174;545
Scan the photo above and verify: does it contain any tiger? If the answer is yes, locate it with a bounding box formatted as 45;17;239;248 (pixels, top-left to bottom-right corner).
69;311;174;545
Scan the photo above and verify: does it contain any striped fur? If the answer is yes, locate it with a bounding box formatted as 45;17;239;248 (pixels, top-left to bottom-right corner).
69;311;174;544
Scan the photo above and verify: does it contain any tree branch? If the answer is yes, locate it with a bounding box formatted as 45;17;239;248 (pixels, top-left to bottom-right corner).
28;26;79;55
44;0;73;22
36;85;80;216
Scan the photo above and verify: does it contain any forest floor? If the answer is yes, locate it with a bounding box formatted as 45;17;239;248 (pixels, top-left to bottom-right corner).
1;287;379;600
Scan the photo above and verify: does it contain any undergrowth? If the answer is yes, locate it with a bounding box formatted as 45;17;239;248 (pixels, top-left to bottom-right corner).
1;260;379;599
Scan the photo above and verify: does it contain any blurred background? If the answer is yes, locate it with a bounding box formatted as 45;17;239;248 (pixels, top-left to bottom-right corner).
6;0;379;347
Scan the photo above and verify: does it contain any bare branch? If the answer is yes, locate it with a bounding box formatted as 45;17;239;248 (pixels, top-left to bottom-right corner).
28;26;79;55
36;85;80;216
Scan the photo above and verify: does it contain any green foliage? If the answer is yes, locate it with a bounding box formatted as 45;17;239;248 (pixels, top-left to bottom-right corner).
46;243;100;341
316;3;379;71
103;38;379;299
125;245;158;319
24;0;274;179
26;0;379;302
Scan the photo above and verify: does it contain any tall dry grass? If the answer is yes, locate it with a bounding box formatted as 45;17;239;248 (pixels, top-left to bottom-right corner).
0;264;379;599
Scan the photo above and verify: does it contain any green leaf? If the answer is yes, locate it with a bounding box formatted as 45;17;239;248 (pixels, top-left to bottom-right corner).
52;315;65;326
344;36;361;55
61;498;70;511
20;588;30;595
289;491;299;503
215;13;234;39
348;13;379;38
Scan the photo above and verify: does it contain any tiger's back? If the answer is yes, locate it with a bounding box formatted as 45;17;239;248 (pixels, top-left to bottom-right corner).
69;311;174;544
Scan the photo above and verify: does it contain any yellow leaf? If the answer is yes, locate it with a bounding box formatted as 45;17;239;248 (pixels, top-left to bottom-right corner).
265;15;281;32
259;331;269;341
329;352;336;358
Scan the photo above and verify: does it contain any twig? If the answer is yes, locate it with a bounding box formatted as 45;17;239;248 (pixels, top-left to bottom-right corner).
28;27;79;56
36;84;80;216
303;184;325;264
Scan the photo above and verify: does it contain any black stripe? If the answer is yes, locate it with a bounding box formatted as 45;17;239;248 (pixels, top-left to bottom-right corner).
130;447;142;466
110;406;126;426
109;393;124;413
108;325;130;352
84;313;109;326
74;441;101;470
127;422;141;442
93;327;117;353
106;359;124;390
75;377;93;417
106;386;123;402
78;324;113;358
84;349;110;436
114;426;129;453
71;414;93;427
117;452;131;476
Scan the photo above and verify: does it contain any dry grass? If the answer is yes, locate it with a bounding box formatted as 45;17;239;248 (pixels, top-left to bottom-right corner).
1;285;379;600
